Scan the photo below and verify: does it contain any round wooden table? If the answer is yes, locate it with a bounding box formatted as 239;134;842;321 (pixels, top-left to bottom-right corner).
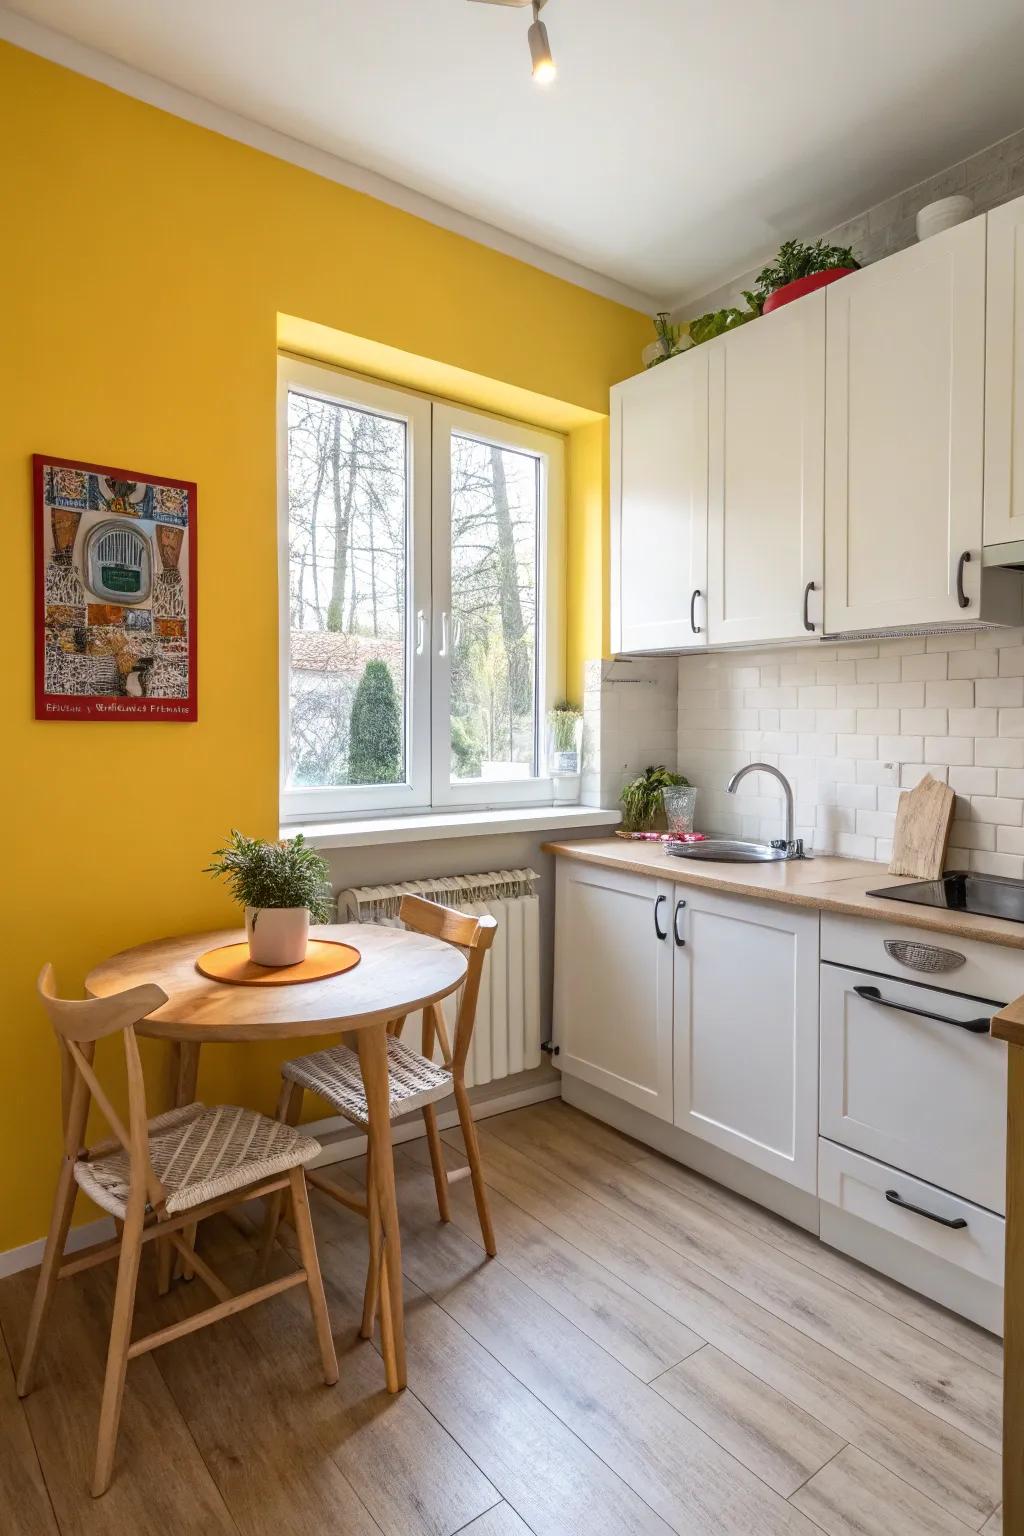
86;922;468;1392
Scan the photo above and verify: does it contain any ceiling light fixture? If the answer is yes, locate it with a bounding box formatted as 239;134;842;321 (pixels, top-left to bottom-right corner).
468;0;557;85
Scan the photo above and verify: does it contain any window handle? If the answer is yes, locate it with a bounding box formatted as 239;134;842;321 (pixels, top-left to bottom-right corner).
415;610;426;656
439;611;449;658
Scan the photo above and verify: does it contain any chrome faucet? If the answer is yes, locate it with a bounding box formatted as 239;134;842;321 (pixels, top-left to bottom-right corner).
726;762;805;859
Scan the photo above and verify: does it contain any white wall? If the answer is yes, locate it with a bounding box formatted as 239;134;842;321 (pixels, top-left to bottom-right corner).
677;629;1024;872
581;656;680;810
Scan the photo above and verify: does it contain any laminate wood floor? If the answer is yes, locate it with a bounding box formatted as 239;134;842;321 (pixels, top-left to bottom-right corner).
0;1100;1003;1535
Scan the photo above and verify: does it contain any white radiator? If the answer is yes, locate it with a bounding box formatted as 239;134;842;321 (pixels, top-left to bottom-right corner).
339;870;542;1088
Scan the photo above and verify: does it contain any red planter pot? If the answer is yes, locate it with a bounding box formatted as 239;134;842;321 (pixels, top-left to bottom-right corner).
761;267;858;314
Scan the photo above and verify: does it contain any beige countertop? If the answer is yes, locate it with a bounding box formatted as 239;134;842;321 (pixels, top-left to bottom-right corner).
543;836;1024;953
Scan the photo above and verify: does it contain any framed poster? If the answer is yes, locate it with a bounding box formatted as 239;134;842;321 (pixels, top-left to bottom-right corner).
33;454;197;721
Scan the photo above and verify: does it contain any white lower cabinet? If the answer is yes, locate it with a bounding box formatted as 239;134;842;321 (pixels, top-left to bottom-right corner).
555;863;819;1189
673;888;820;1192
553;859;674;1120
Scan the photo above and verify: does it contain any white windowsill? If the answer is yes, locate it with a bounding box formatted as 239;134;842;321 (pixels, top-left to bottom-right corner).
283;805;621;851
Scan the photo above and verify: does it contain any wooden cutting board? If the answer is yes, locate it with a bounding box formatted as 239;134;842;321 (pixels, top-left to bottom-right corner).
888;772;956;879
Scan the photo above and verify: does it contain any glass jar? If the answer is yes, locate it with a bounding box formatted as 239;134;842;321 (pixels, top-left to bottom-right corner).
661;784;698;837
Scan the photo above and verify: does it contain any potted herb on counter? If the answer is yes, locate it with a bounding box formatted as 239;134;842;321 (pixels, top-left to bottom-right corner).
620;765;690;833
205;830;333;966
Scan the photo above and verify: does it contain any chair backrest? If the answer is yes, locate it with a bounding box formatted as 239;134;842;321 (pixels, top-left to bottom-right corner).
398;894;497;1075
38;965;169;1215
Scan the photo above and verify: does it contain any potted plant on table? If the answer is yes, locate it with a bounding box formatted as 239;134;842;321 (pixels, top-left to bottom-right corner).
754;238;860;314
205;830;333;966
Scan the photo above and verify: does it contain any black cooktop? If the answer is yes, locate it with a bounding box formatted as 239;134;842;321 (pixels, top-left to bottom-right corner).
868;871;1024;924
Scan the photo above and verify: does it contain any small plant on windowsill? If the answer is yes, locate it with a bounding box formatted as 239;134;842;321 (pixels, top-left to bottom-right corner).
620;765;689;834
205;830;333;967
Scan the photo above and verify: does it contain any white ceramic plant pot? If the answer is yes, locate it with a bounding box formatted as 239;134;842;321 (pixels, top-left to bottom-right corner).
245;906;309;966
916;195;974;241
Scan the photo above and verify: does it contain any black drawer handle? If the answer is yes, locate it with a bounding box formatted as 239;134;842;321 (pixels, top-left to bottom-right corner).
673;898;686;947
853;983;991;1034
885;1189;967;1229
654;894;667;941
803;580;816;633
956;549;971;609
690;588;702;635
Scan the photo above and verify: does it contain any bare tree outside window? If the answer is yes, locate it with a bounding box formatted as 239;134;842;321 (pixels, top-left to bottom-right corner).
449;434;539;783
286;391;407;788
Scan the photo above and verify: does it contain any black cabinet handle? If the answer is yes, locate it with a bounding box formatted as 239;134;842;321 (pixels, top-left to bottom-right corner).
673;899;686;946
803;580;816;632
885;1189;967;1229
654;894;667;941
689;588;702;635
956;550;971;609
853;983;991;1034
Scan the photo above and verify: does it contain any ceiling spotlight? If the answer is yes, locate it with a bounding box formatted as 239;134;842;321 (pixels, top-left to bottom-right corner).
468;0;557;84
528;1;556;83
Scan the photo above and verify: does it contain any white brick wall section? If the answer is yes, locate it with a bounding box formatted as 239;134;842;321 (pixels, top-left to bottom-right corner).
675;629;1024;876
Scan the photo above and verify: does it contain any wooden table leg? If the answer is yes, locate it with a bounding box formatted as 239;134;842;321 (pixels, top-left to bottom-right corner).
357;1024;406;1392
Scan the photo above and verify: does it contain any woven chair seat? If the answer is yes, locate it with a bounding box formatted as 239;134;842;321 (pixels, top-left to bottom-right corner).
74;1102;320;1220
283;1037;453;1127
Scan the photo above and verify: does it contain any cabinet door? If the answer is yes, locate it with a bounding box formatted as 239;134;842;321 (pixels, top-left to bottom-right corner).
673;887;819;1191
554;860;673;1120
707;294;825;644
820;964;1006;1213
824;217;986;632
610;349;708;653
984;193;1024;550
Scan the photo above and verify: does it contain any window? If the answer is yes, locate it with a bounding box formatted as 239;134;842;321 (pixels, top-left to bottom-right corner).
279;359;565;823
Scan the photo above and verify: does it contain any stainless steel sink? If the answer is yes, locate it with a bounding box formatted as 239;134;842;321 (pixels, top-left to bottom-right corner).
664;838;788;863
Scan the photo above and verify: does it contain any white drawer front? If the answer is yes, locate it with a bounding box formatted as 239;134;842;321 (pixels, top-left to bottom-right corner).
820;963;1006;1212
819;1139;1004;1287
821;911;1024;1004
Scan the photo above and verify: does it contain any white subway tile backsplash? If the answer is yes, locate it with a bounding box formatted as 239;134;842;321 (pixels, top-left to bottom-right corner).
923;736;974;765
855;657;901;682
673;628;1024;862
949;649;999;679
948;708;998;736
977;677;1024;707
924;680;974;708
900;652;948;681
948;766;998;797
901;708;947;735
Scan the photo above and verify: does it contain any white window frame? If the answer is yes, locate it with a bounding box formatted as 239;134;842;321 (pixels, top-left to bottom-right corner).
278;358;565;825
278;358;432;822
431;401;565;809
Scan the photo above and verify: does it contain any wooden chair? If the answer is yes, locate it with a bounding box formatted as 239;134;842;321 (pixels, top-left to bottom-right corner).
19;965;338;1498
260;895;498;1367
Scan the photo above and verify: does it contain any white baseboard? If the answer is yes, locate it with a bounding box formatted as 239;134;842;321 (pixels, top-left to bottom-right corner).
0;1214;117;1282
0;1076;561;1279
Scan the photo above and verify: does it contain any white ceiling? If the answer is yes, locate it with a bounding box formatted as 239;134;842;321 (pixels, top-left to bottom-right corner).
6;0;1024;308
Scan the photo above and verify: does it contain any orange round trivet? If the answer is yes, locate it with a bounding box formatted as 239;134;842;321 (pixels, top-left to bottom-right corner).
195;939;361;986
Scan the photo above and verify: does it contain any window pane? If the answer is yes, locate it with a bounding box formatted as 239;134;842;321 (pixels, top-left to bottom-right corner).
449;434;539;783
286;390;407;789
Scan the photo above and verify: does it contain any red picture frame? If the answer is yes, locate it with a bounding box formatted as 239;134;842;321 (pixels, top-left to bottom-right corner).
33;454;197;721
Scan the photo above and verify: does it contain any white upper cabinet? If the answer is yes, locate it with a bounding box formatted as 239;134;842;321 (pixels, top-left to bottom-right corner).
984;193;1024;551
610;348;708;653
706;294;825;645
824;218;987;633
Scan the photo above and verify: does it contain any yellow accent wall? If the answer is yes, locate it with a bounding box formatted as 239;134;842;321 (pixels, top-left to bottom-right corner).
0;41;646;1253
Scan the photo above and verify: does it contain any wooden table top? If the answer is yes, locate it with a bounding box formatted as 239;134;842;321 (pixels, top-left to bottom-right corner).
85;922;467;1041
